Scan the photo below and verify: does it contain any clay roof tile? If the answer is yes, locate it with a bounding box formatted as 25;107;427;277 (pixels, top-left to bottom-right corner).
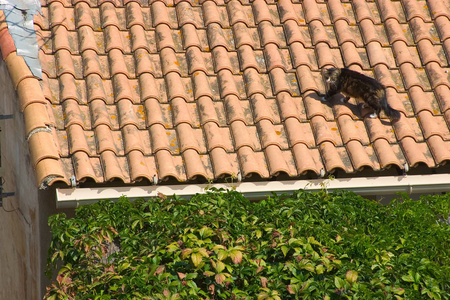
4;0;450;188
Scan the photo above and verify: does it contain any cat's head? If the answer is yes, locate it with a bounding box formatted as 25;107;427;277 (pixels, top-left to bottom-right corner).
321;68;341;83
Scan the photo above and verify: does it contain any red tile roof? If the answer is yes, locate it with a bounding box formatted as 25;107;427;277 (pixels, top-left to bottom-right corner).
2;0;450;188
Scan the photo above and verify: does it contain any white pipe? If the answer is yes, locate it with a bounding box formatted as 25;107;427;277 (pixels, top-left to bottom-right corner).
55;173;450;209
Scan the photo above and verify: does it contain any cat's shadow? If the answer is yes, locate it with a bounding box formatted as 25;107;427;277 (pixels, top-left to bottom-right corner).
308;92;392;126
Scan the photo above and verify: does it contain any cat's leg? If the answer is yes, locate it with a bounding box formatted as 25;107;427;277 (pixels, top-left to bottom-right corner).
322;89;340;102
366;96;382;119
360;102;377;118
316;91;327;102
341;96;350;103
373;107;382;119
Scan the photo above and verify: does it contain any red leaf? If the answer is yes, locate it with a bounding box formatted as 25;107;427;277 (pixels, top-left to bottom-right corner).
154;265;165;275
287;285;295;294
208;284;215;295
215;273;226;284
260;277;268;288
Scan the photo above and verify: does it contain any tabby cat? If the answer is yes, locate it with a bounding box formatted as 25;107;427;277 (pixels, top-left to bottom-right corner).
317;68;401;121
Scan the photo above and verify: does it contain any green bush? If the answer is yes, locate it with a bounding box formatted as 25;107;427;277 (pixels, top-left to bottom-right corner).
45;189;450;299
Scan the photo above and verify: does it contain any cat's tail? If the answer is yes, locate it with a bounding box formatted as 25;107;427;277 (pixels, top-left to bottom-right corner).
382;96;401;121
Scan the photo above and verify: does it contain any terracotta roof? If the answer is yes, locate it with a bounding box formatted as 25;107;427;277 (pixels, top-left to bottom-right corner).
1;0;450;188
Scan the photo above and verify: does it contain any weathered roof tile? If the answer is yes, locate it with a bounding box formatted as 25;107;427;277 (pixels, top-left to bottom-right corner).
319;142;353;174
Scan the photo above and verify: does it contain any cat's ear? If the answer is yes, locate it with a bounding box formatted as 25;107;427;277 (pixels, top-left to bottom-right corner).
331;68;341;77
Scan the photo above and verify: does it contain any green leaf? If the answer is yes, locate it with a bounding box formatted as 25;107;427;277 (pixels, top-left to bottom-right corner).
118;262;131;272
393;287;405;295
46;294;57;300
166;242;180;252
45;190;450;299
131;219;141;230
401;274;413;282
199;226;214;239
334;277;346;289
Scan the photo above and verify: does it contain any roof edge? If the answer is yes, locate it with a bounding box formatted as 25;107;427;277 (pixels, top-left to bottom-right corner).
56;173;450;209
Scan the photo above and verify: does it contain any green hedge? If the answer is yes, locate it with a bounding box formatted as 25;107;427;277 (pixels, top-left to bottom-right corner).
45;189;450;299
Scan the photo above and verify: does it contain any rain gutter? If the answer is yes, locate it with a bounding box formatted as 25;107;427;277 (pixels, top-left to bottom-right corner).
55;173;450;209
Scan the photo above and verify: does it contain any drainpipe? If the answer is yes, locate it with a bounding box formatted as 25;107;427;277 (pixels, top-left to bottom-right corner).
55;173;450;209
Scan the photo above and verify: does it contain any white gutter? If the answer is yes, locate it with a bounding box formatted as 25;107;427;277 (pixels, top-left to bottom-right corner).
55;173;450;209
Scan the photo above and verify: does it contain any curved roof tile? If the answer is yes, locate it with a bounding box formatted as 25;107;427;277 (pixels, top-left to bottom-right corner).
2;0;450;188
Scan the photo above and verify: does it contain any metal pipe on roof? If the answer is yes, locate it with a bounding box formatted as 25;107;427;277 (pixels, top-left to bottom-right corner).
55;173;450;209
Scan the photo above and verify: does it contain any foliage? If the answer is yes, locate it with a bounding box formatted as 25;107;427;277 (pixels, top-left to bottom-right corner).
45;189;450;299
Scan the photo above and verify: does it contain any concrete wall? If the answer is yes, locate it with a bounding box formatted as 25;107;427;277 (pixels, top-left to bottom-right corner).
0;58;47;299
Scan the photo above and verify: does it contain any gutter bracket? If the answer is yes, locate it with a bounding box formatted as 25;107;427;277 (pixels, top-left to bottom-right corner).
69;175;77;188
0;188;15;208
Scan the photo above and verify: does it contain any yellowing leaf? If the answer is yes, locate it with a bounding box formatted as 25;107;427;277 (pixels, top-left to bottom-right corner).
217;250;228;261
197;248;209;258
213;260;225;273
316;264;325;274
203;271;215;277
181;248;192;259
229;250;243;264
302;263;315;273
213;245;225;250
393;287;405;295
118;262;131;272
345;270;358;283
191;252;203;267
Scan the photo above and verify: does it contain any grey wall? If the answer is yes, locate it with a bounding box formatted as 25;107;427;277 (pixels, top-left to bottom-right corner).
0;58;45;299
